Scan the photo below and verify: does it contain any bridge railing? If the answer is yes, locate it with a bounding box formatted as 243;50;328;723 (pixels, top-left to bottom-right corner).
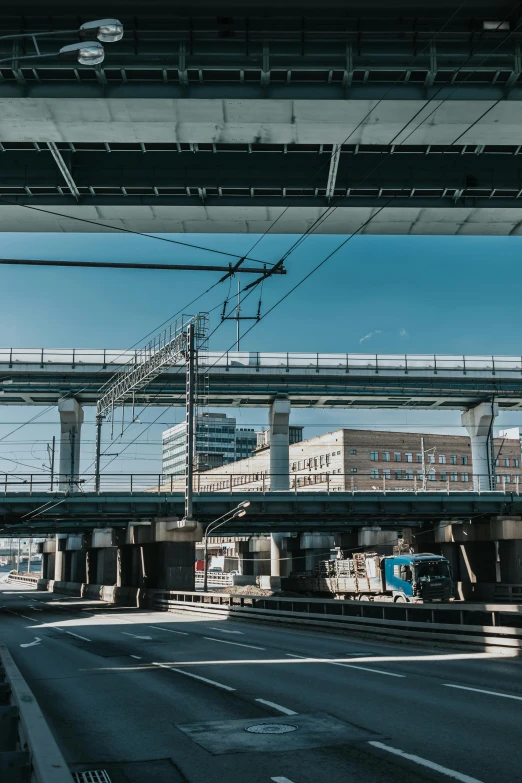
0;472;519;495
3;348;522;373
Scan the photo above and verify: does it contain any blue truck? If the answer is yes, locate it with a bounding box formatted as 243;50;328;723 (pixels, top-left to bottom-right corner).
283;552;453;602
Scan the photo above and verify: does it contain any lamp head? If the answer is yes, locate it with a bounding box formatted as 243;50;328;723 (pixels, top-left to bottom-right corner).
233;509;247;518
79;19;124;43
238;500;251;509
59;41;105;65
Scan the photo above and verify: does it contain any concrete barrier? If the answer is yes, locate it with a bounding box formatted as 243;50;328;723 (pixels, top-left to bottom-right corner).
154;591;522;653
0;644;74;782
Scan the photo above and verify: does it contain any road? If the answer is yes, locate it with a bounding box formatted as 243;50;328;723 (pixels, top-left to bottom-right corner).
1;581;521;783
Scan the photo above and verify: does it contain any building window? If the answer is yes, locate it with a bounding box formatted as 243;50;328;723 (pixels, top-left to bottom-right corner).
370;451;379;461
405;470;413;480
440;472;447;482
450;472;458;482
326;454;330;466
337;450;341;455
416;453;423;463
405;453;413;463
382;451;390;462
438;454;446;464
395;470;403;480
450;455;457;465
349;449;357;454
298;461;302;470
429;472;436;481
320;455;324;467
461;455;469;465
505;474;511;483
462;473;469;482
514;458;520;468
394;452;402;462
495;458;500;467
291;462;297;471
503;458;510;467
428;453;435;464
371;469;379;479
383;469;391;479
350;467;357;473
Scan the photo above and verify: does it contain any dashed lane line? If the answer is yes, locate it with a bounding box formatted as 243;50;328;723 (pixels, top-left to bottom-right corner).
256;699;298;716
65;631;92;642
444;684;522;702
271;777;297;783
206;626;244;635
368;741;483;783
152;662;236;692
203;636;265;651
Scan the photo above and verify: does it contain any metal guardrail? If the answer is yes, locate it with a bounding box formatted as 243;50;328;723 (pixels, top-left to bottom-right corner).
154;592;522;650
6;574;39;585
1;472;518;495
0;644;74;782
195;572;234;587
3;348;522;373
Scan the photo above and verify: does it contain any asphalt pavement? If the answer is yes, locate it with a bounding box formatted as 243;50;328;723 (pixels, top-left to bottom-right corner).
1;580;521;783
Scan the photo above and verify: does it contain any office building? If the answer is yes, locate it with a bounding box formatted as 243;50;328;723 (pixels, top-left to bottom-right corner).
162;413;258;476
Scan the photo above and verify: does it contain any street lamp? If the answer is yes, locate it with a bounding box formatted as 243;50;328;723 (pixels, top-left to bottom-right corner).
0;19;123;67
203;501;250;593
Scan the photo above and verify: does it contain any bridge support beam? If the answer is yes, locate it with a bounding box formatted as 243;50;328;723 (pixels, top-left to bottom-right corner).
300;532;336;571
58;398;84;491
461;402;498;491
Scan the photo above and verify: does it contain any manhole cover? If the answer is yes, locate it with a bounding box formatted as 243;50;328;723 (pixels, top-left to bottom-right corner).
245;723;297;735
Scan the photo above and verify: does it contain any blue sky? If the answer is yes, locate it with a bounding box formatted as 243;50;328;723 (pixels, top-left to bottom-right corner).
1;231;522;477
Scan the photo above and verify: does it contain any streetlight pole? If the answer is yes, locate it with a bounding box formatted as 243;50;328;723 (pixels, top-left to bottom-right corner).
203;502;250;592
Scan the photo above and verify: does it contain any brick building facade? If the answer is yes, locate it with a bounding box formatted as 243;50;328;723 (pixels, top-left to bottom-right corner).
192;428;521;492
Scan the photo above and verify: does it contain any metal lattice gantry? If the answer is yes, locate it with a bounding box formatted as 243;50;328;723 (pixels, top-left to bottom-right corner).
96;313;208;419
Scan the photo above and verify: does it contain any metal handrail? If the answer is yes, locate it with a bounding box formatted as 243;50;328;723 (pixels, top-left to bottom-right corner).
0;472;517;495
2;348;522;373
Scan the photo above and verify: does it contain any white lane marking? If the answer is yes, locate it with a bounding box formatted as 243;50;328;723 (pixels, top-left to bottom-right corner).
20;637;41;648
28;606;42;611
20;615;37;622
329;661;405;678
148;626;189;636
153;662;236;691
130;655;142;660
122;632;152;640
65;631;92;642
444;684;522;702
271;778;297;783
256;698;298;716
368;741;483;783
55;627;65;632
286;653;404;678
203;636;265;651
207;626;244;635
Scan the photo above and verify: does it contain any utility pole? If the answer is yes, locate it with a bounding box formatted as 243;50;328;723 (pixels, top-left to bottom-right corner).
421;437;436;490
236;275;241;350
17;538;20;573
48;436;55;491
185;323;196;522
95;414;103;492
27;538;32;573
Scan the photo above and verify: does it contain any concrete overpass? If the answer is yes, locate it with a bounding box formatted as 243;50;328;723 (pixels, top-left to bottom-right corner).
2;1;522;235
2;349;522;409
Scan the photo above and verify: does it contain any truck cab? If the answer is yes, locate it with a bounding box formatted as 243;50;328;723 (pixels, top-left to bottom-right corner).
383;553;453;602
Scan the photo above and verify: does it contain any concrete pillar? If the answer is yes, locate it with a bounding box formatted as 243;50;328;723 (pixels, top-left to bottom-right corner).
58;398;84;491
156;542;195;590
300;532;336;571
95;548;117;585
53;534;67;581
117;546;134;587
270;533;286;582
461;402;498;491
86;550;98;583
269;398;291;491
269;399;291;582
70;551;86;583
